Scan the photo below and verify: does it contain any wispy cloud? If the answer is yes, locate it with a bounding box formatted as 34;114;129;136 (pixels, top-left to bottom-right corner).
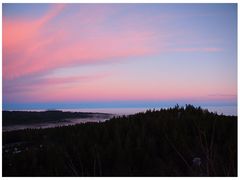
3;4;234;105
208;94;237;97
4;72;110;93
3;4;223;81
3;4;159;81
172;47;222;53
3;71;111;103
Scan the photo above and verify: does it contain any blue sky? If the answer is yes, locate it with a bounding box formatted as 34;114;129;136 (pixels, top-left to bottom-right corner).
3;3;237;110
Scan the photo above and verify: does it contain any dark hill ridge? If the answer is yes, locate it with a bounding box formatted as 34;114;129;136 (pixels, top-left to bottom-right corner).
2;110;112;126
2;105;237;176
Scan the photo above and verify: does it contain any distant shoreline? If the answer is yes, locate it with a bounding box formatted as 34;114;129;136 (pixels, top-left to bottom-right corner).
3;105;237;176
3;104;237;116
2;105;237;132
2;110;114;130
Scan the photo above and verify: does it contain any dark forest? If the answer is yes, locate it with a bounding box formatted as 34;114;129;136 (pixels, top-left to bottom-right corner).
2;105;237;176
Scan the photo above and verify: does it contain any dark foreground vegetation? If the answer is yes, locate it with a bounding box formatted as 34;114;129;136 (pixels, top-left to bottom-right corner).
2;105;237;176
2;110;111;126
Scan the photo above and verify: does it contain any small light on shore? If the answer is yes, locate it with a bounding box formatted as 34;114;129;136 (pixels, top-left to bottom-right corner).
193;157;201;166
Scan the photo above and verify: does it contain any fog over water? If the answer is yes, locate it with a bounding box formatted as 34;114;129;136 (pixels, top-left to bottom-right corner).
3;105;237;132
2;116;112;132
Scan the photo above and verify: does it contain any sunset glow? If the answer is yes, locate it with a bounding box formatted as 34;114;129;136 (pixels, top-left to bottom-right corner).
3;4;237;110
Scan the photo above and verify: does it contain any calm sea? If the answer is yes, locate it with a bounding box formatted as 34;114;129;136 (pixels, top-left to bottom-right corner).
3;105;237;132
59;105;237;116
16;105;237;116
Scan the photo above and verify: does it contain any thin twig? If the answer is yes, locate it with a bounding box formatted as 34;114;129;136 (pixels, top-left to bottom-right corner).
163;130;193;172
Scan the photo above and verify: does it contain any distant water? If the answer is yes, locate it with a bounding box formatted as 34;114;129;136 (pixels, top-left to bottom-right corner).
11;105;237;116
3;105;237;132
61;105;237;116
2;116;112;132
203;105;237;116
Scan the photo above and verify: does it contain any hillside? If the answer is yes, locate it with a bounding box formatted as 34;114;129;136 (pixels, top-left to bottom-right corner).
2;110;111;126
2;105;237;176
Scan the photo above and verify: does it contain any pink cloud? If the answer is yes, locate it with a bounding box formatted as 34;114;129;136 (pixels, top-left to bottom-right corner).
3;71;111;103
3;4;160;81
3;4;66;80
3;5;228;105
3;4;65;49
4;69;236;103
172;47;222;53
3;4;223;82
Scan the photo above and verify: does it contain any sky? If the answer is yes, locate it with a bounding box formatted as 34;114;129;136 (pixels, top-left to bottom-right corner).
2;3;237;110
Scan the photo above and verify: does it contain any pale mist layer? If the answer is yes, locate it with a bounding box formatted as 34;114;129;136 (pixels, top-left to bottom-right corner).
3;105;237;132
